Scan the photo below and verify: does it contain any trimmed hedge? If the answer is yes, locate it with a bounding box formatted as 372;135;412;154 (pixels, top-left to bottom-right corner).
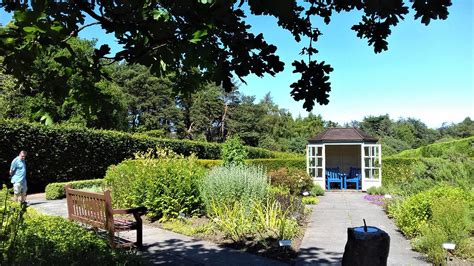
382;158;422;187
45;179;104;200
247;158;306;171
198;158;306;171
382;157;474;194
393;136;474;158
0;120;294;192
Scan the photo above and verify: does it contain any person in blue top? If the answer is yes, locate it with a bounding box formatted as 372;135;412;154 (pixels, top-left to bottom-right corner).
10;150;27;203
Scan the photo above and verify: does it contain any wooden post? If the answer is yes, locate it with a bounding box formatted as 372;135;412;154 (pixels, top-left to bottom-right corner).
103;190;115;248
65;184;73;220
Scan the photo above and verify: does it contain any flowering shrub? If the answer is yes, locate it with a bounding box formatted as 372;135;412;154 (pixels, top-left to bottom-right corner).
268;167;313;195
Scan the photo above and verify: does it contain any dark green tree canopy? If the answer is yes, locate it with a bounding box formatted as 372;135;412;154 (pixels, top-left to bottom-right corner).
0;0;451;111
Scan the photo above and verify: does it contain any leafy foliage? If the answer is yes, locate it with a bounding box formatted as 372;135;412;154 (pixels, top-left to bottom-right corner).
393;136;474;158
0;0;452;111
161;218;212;238
366;186;387;195
302;196;318;205
199;165;269;214
360;115;440;151
413;198;472;263
310;184;325;196
105;150;206;220
221;136;247;166
382;157;474;195
45;179;104;200
387;186;471;238
267;167;314;195
387;186;473;264
210;199;299;243
0;187;138;265
0;188;26;264
198;158;305;171
111;64;183;132
439;117;474;138
0;39;128;129
12;212;139;265
383;136;474;263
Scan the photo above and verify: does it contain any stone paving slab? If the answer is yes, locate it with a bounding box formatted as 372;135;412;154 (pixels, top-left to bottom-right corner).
296;192;429;266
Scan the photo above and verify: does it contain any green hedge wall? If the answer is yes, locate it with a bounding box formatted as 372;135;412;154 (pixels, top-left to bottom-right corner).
198;158;306;171
247;158;306;171
0;120;293;192
382;157;474;194
382;158;422;187
393;136;474;158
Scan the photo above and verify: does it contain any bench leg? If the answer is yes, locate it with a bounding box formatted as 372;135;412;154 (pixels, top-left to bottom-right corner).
108;230;116;248
137;223;143;248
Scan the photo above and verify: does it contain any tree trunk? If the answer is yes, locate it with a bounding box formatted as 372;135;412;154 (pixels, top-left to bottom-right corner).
221;103;228;141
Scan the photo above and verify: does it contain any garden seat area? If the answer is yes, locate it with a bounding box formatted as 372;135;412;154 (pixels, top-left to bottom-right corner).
65;185;147;248
28;192;427;265
27;193;288;265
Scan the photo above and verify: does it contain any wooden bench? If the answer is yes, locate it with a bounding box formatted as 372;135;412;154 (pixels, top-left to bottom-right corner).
65;185;147;248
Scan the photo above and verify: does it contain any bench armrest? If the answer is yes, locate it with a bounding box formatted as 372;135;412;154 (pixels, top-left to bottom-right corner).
113;206;147;216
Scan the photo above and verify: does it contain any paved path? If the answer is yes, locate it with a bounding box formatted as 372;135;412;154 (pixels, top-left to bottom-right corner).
27;194;285;266
28;193;427;265
296;192;428;266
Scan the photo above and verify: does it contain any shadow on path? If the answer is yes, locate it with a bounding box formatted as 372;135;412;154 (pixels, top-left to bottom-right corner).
141;237;285;266
297;246;342;265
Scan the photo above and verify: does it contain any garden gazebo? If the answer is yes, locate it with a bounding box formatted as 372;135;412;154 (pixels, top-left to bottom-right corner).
306;128;382;191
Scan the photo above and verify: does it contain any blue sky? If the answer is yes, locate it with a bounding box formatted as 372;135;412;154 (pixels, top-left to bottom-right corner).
1;2;472;128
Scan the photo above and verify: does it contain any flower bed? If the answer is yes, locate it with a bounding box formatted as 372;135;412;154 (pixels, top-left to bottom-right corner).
363;194;385;206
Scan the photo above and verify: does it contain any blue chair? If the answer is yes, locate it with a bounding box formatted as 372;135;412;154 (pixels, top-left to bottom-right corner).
344;167;361;190
326;167;343;190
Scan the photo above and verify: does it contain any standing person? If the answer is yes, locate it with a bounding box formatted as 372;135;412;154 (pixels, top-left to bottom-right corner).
10;150;27;204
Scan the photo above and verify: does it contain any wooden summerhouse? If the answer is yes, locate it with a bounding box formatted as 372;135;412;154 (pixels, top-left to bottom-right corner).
306;128;382;191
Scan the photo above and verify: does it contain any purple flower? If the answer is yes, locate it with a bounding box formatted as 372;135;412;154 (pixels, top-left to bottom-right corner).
364;194;385;205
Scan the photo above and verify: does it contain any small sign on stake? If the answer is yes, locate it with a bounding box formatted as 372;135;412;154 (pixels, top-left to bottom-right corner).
443;242;456;264
442;243;455;250
279;240;292;247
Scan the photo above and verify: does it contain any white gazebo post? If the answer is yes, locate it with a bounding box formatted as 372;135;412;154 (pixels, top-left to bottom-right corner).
306;144;325;189
361;143;382;191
